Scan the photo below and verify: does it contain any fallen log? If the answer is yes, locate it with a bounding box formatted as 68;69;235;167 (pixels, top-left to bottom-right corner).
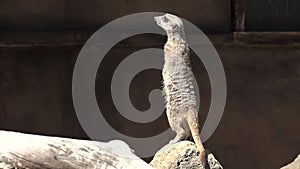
0;130;152;169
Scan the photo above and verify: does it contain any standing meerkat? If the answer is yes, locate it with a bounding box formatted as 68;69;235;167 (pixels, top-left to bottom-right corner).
154;13;206;165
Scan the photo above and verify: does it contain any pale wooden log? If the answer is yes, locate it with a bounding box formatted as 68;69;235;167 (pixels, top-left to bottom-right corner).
0;130;152;169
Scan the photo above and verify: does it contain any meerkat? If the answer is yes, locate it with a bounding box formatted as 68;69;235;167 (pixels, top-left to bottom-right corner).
154;13;206;166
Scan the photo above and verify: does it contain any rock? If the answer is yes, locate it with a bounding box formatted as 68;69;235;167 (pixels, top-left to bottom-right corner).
150;141;223;169
281;154;300;169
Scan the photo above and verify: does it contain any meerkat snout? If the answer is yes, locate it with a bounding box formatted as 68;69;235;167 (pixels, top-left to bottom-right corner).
154;15;168;30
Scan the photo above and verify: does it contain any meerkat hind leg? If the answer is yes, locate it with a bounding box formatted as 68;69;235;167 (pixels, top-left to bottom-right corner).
169;127;186;144
169;120;190;144
187;110;206;166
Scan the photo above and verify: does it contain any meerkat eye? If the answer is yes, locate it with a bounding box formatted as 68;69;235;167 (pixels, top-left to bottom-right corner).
162;17;169;22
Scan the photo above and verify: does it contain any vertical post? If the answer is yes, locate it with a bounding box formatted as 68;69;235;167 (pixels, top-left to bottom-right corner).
235;0;245;31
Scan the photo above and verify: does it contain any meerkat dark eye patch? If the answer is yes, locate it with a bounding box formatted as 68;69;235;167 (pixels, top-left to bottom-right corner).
162;16;169;22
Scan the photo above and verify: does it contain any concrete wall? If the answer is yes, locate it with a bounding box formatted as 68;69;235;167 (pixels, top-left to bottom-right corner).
0;42;299;169
245;0;300;31
0;0;231;33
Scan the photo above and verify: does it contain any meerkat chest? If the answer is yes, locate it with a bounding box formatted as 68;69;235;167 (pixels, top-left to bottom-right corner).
162;42;197;110
162;41;191;78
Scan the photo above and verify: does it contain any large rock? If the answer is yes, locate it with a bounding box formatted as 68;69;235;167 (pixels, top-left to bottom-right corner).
281;155;300;169
150;141;223;169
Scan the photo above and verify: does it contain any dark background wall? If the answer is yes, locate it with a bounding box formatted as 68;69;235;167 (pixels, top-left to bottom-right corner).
0;0;299;169
245;0;300;31
0;0;231;33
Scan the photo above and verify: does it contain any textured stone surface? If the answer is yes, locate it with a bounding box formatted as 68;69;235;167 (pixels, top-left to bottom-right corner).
150;141;222;169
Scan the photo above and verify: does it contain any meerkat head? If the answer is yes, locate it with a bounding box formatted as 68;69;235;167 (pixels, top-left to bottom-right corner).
154;13;186;40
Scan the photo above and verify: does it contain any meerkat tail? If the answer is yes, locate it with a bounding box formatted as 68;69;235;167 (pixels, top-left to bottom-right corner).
187;109;206;166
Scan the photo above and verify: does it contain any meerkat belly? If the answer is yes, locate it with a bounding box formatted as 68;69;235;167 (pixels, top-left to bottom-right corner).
163;59;197;116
